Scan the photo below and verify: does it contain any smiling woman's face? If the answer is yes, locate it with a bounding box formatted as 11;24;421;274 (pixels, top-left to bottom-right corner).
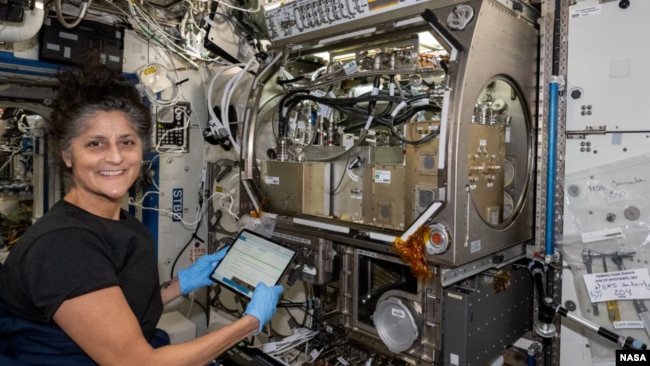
63;110;143;209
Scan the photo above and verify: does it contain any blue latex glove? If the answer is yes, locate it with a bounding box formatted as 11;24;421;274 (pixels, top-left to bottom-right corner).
243;282;284;334
178;246;229;295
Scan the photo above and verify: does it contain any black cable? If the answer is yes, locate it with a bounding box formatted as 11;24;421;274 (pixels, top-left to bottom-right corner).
169;234;196;279
281;303;306;328
388;125;440;145
367;76;381;115
280;91;430;117
210;285;243;314
277;75;306;85
330;152;353;195
276;299;328;332
279;92;403;131
339;102;419;130
191;296;210;328
388;104;440;145
241;12;264;53
386;103;442;126
169;208;205;278
283;91;403;110
277;90;309;137
297;93;440;128
278;88;441;145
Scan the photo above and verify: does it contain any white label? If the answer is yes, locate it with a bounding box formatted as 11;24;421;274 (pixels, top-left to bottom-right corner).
450;353;460;366
613;321;645;329
272;231;311;245
583;268;650;303
357;249;377;258
580;227;623;243
489;209;499;225
265;176;280;185
373;170;391;183
470;240;481;253
479;139;487;146
319;104;331;117
391;308;405;318
310;89;326;97
570;5;601;19
343;60;358;75
343;134;355;150
59;31;78;41
46;43;60;51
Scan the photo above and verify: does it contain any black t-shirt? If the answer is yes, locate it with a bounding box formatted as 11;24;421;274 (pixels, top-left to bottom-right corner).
0;200;163;339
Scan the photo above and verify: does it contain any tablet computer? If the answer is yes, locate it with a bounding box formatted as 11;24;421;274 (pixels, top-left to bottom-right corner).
209;229;297;299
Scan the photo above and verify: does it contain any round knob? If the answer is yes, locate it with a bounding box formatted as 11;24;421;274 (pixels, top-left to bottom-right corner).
425;223;450;255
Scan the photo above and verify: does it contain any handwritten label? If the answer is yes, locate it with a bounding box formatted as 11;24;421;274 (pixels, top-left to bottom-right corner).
612;177;646;188
586;177;646;204
587;183;607;193
584;268;650;303
607;189;629;204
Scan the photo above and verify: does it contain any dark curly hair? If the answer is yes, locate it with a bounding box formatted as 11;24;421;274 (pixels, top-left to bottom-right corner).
48;53;152;165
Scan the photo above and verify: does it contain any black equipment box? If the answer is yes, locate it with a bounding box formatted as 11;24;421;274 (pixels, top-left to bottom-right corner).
39;16;124;72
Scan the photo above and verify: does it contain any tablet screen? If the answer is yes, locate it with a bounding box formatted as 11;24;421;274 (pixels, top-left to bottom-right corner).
209;229;297;299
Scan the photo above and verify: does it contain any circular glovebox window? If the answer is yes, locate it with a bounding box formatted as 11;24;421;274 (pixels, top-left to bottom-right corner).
373;297;420;354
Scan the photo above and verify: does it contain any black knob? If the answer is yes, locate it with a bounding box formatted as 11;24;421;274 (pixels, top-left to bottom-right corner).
619;0;630;9
570;89;582;100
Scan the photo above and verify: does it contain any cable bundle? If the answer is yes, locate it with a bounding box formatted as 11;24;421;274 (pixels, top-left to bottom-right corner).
260;327;319;360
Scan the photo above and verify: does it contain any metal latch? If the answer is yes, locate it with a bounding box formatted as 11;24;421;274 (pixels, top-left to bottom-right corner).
566;125;606;139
